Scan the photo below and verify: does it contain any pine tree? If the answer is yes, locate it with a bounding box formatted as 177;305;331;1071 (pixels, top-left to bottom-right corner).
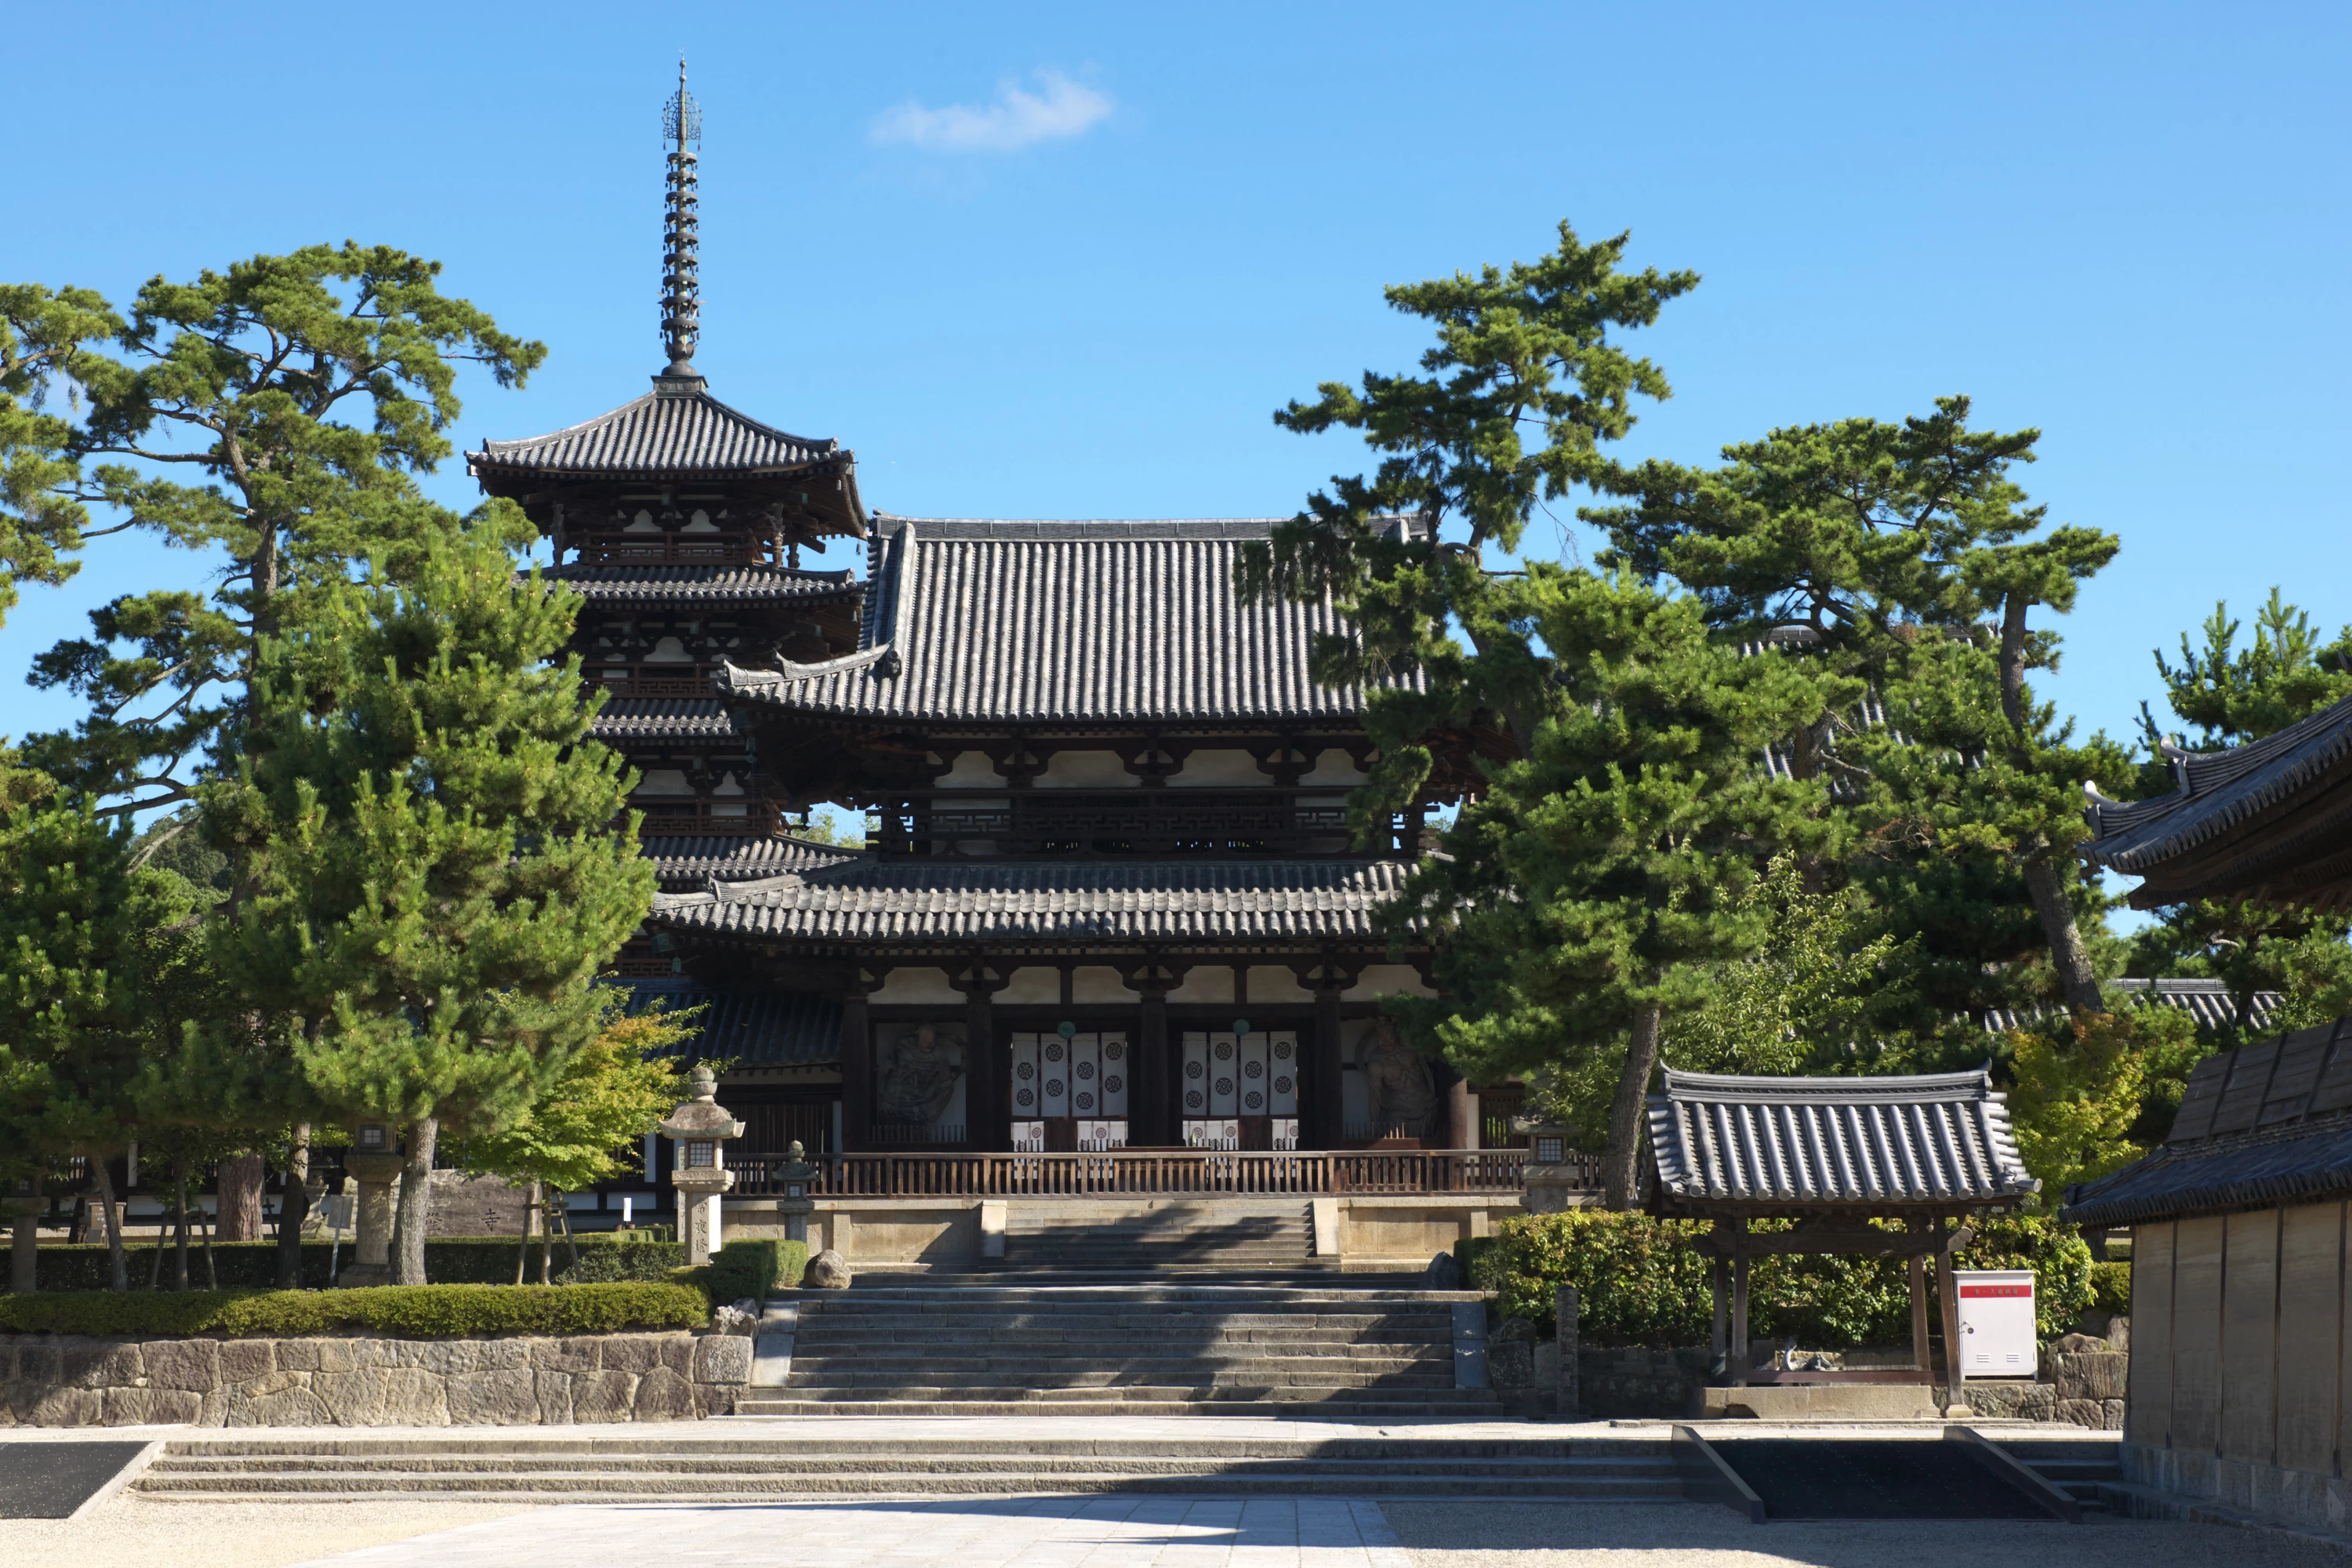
204;533;655;1283
1391;569;1856;1207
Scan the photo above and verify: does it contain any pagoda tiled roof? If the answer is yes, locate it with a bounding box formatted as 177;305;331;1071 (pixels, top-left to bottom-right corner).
648;856;1408;947
1646;1068;2039;1215
593;697;742;742
551;562;860;604
610;978;842;1068
473;378;843;478
641;833;865;889
717;517;1406;728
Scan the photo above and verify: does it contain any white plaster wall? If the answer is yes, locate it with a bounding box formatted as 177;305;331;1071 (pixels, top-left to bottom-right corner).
633;769;693;796
1301;748;1369;785
997;967;1060;1005
1072;965;1131;1004
933;750;1003;786
1035;750;1137;788
1346;964;1435;1000
1174;750;1265;786
872;967;960;1004
1168;967;1236;1004
1247;965;1316;1004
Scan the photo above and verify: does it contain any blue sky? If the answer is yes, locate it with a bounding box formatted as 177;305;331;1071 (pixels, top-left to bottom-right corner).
5;1;2347;779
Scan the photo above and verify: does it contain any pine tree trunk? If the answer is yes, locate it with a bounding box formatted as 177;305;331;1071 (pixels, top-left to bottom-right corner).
89;1155;127;1292
2024;857;2105;1012
200;1189;218;1290
517;1180;535;1286
1602;1000;1666;1211
172;1157;191;1292
393;1116;437;1286
216;1152;266;1242
274;1125;311;1290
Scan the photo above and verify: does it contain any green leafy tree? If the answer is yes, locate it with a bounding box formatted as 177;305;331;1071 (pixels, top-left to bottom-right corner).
1393;570;1856;1207
1669;853;1904;1076
2004;1011;2177;1196
2127;590;2352;1034
202;534;655;1284
448;1002;694;1283
0;247;543;815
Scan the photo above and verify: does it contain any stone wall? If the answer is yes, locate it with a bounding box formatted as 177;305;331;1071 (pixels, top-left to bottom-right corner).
0;1331;752;1428
1577;1346;1713;1419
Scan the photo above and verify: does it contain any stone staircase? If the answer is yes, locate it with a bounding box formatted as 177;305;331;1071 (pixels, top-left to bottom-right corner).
1997;1432;2124;1512
739;1283;1499;1417
995;1201;1326;1275
129;1430;1683;1502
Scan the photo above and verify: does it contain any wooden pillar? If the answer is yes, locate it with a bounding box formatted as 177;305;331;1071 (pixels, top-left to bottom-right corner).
1448;1077;1477;1151
1710;1255;1730;1380
840;980;875;1152
1729;1218;1751;1388
1910;1253;1932;1373
1312;984;1345;1150
959;962;1004;1152
1135;983;1171;1147
1936;1227;1966;1397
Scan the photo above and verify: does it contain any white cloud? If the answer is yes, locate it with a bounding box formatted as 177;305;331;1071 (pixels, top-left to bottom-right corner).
871;71;1112;154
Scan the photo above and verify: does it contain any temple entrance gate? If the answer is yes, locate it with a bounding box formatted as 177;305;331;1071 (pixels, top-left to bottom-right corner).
1010;1030;1131;1152
1181;1029;1301;1151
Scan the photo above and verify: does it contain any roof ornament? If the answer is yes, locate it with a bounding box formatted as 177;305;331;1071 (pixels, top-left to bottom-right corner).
658;56;705;390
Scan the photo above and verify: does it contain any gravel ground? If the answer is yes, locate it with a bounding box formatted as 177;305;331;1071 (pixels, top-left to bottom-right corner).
1381;1501;2344;1568
0;1496;534;1567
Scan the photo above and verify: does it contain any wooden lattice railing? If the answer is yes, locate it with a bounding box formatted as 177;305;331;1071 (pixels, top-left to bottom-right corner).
726;1148;1572;1198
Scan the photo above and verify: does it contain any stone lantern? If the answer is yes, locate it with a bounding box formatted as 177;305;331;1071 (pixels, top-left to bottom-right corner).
339;1120;405;1287
661;1064;744;1266
774;1140;818;1245
1520;1122;1584;1216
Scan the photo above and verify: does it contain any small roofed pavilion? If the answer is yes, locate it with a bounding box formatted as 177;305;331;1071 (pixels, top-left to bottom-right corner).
1645;1068;2041;1391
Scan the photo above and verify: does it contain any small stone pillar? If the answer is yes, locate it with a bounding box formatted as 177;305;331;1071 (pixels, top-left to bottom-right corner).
339;1122;404;1288
775;1141;817;1246
9;1178;42;1294
1555;1285;1581;1417
662;1065;745;1267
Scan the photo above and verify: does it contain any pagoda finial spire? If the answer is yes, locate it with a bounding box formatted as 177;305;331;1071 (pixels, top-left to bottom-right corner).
658;56;704;387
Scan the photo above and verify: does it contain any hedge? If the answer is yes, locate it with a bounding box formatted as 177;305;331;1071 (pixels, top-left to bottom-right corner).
1468;1210;2096;1348
0;1282;710;1338
677;1239;801;1308
21;1233;681;1292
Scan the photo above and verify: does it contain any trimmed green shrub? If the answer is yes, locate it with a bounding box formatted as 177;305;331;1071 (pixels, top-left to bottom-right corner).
680;1238;800;1306
554;1237;686;1283
21;1233;681;1292
1472;1209;2098;1348
0;1282;708;1338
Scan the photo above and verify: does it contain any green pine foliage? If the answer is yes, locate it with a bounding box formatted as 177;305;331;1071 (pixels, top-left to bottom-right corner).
202;533;656;1282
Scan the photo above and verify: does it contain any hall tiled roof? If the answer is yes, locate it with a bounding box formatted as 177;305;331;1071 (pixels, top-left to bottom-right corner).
2060;1019;2352;1227
1978;977;2285;1036
718;517;1404;727
648;857;1408;946
551;563;860;604
2083;694;2352;910
611;978;841;1067
592;698;741;742
473;380;842;477
1646;1068;2039;1214
640;833;864;890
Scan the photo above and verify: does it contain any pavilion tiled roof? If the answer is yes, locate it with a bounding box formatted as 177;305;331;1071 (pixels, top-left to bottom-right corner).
2060;1019;2352;1228
2083;693;2352;909
473;379;844;478
647;856;1409;947
612;977;841;1068
717;517;1406;728
551;562;860;605
1645;1067;2039;1214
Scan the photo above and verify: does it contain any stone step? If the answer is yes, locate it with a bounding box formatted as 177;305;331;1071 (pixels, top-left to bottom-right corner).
790;1287;1483;1303
152;1436;1660;1458
750;1386;1500;1406
144;1454;1666;1481
136;1472;1677;1501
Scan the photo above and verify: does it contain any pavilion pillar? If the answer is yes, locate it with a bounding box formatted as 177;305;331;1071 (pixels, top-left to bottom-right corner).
1936;1221;1966;1400
1909;1253;1932;1373
1121;954;1182;1148
840;974;878;1152
1727;1218;1750;1388
1709;1254;1730;1380
1296;953;1359;1151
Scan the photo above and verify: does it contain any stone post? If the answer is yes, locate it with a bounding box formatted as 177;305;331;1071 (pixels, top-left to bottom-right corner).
9;1178;42;1294
662;1064;746;1267
775;1141;817;1247
1555;1285;1581;1417
341;1129;406;1288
